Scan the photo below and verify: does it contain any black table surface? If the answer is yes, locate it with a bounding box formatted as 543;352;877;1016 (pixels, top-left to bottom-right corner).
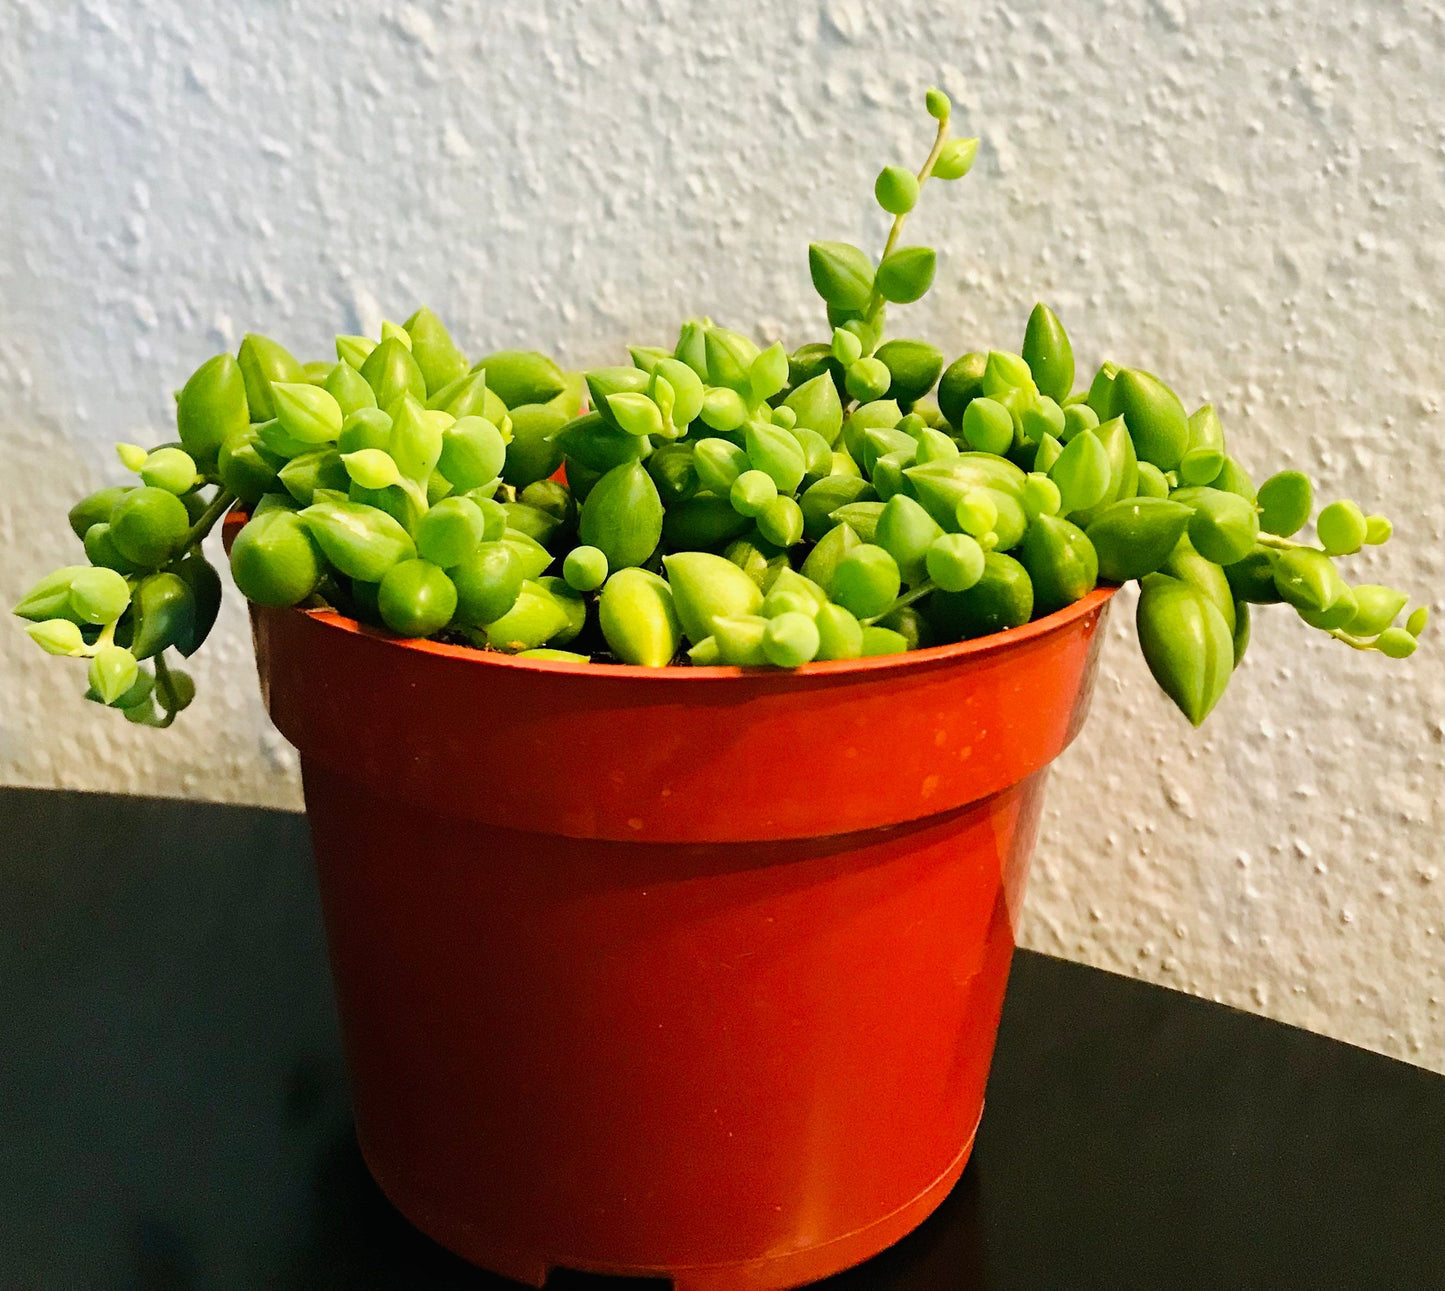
1;787;1440;1290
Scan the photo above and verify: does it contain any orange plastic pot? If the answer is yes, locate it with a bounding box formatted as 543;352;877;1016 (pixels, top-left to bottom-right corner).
231;515;1113;1289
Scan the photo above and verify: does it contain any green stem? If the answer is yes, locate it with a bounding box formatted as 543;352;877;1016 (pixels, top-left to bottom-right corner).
863;115;952;325
1329;629;1376;652
863;579;937;625
81;620;117;658
153;651;179;728
1256;533;1311;552
181;488;237;552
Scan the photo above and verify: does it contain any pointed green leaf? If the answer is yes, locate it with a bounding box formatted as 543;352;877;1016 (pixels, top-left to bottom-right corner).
875;246;936;304
932;137;979;180
88;645;140;706
26;618;87;656
808;242;874;312
1021;303;1074;403
1137;576;1234;724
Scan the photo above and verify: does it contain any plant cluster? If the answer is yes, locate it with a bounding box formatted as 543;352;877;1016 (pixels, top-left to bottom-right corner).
13;90;1425;726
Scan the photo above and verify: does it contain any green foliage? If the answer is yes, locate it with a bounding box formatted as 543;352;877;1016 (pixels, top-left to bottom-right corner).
13;90;1425;732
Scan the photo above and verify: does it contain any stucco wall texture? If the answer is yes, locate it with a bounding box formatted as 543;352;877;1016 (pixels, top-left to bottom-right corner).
1;0;1441;1068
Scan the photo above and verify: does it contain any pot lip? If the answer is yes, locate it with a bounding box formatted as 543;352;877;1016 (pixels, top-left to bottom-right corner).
228;499;1116;681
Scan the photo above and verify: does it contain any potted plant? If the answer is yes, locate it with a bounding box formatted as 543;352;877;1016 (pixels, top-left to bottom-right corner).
13;90;1426;1289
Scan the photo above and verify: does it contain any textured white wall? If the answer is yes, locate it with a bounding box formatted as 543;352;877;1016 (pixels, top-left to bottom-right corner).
2;0;1440;1068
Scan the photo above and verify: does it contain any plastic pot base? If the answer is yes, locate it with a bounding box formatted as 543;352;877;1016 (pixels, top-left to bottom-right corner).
232;516;1114;1286
302;763;1044;1287
362;1109;983;1290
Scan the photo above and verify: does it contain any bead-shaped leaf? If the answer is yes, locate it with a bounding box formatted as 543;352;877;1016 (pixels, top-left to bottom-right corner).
745;421;806;495
360;337;427;409
578;460;664;570
324;362;378;419
607;392;665;438
482;579;570;653
343;449;403;491
1179;403;1226;487
845;357;892;402
875;494;943;584
437;416;507;491
662;551;764;645
628;345;671;374
1113;368;1189;470
932;137;979;180
68;566;132;624
26;618;87;656
1375;627;1418;658
831;326;863;366
982;349;1035;398
273;382;344;445
116;443;148;472
875;246;936;304
783;372;845;447
1066;415;1139;530
299;498;415;583
1050;427;1111;516
14;567;86;622
874;165;919;215
1272;548;1346;614
711;614;770;666
88;645;140;706
126;572;197;659
404;306;469;397
598;568;681;666
673;318;710;379
1017;514;1098;614
693;437;749;495
1084;498;1193;582
874;339;944;405
586;366;651;429
655;358;705;428
1136;576;1234;725
1348;585;1409;638
703;327;760;394
808;241;875;312
800;519;862;591
380;319;413;350
336;335;377;369
140;447;198;495
238;333;305;423
750;342;789;403
1172;486;1259;567
699;386;747;433
1021;303;1074;403
388;395;444;482
176;353;249;466
1317;499;1367;556
472;350;566;408
1256;470;1313;537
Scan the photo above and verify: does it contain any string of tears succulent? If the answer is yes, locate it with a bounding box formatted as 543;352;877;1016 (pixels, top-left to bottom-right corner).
14;88;1427;727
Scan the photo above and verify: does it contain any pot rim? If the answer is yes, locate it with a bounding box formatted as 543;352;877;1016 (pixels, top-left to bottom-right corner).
277;587;1119;681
